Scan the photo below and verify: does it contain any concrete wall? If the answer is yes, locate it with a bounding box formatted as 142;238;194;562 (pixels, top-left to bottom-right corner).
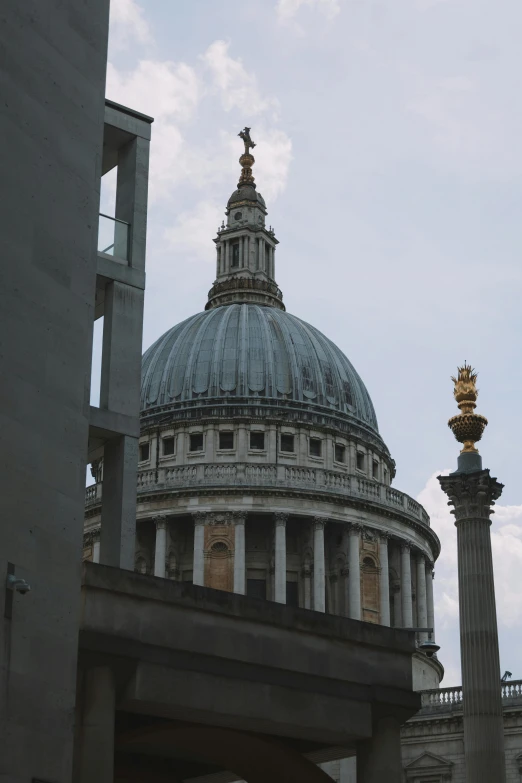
0;3;109;781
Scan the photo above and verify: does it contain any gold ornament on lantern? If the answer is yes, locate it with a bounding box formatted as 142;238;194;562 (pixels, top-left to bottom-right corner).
448;363;488;453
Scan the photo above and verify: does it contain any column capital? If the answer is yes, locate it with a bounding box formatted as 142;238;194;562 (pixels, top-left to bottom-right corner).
401;540;413;553
153;514;168;530
232;510;247;525
378;531;391;543
274;512;289;527
84;528;100;547
313;516;327;530
348;522;364;536
192;511;209;527
438;468;503;524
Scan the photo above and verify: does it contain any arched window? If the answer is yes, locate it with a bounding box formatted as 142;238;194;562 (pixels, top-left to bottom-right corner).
206;539;233;592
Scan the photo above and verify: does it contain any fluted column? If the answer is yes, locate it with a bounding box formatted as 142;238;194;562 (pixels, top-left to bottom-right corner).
416;553;428;640
153;514;168;578
192;512;206;586
233;512;246;595
378;534;390;626
313;517;326;612
348;524;361;620
274;512;288;603
426;564;435;641
439;469;505;783
400;543;413;627
92;529;101;564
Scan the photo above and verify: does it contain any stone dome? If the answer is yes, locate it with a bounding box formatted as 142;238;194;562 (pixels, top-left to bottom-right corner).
140;303;379;433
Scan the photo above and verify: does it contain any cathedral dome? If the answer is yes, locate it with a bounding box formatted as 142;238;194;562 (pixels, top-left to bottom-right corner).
140;304;379;434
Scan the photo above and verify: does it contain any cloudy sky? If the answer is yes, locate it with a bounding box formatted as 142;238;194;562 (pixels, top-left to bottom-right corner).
97;0;522;687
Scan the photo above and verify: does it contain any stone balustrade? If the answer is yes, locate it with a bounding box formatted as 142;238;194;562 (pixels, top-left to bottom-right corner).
86;463;431;526
420;681;522;711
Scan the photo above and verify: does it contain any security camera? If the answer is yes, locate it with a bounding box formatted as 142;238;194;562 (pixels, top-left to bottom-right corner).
6;575;31;595
418;639;440;658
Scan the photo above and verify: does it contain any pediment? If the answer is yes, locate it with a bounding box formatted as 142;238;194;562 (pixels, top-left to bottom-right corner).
404;751;454;781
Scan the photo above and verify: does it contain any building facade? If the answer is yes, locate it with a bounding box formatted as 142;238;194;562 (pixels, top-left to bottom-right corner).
84;130;442;695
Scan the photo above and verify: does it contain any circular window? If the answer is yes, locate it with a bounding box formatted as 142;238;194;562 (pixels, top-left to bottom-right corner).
211;541;228;553
234;211;242;220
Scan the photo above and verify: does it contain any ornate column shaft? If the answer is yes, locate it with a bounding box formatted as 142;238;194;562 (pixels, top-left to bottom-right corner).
426;564;435;641
313;517;326;612
233;512;246;595
92;529;101;564
153;515;167;578
439;469;505;782
378;534;390;626
416;553;428;641
348;524;361;620
400;543;413;627
274;513;288;604
192;512;206;586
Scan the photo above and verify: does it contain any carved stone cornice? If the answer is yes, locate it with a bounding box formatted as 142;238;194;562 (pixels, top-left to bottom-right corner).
438;469;503;524
274;512;289;527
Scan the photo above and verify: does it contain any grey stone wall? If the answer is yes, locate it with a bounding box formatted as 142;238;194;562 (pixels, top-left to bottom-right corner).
0;2;109;781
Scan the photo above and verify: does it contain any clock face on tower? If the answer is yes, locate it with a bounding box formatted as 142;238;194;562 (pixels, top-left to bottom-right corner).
234;212;242;220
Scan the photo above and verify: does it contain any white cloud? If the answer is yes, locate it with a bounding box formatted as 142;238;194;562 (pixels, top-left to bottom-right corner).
417;471;522;684
109;0;153;51
276;0;341;22
164;200;223;262
202;41;279;117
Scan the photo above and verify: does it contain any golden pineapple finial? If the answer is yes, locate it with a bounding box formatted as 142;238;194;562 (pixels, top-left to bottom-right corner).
448;362;488;453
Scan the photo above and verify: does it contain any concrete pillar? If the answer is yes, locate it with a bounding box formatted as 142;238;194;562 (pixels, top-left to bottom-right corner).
348;525;361;620
313;517;326;612
274;513;288;603
400;543;413;627
78;667;115;783
378;534;390;626
99;434;138;570
426;563;435;641
153;514;167;578
357;716;403;783
439;468;506;783
92;530;101;564
416;553;428;641
192;512;206;586
115;134;150;271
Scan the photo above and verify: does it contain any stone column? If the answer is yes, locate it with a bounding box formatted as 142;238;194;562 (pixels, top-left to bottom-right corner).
313;517;326;612
426;563;435;641
400;542;413;627
192;512;206;586
439;468;506;783
153;515;167;578
378;534;390;626
357;715;403;783
78;667;115;783
274;512;288;604
416;553;428;641
92;529;101;564
392;583;402;627
348;524;361;620
303;563;312;609
225;239;230;272
237;422;248;461
233;512;246;595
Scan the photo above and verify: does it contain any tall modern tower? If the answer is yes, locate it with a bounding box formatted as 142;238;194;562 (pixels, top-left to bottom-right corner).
439;364;506;783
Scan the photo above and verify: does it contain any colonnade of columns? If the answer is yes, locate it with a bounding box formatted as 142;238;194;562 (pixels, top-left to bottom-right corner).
131;512;436;635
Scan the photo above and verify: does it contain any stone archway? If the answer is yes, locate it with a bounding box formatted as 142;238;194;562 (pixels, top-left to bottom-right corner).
117;722;335;783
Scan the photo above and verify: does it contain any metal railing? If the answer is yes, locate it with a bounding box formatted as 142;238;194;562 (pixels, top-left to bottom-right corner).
85;464;431;526
98;213;129;261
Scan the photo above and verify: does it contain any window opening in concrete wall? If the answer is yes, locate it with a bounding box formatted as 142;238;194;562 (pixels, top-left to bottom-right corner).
231;242;240;267
189;433;203;452
309;437;322;458
250;431;265;450
280;434;295;453
372;460;379;479
139;443;150;462
90;315;104;406
356;452;365;472
219;431;234;450
162;437;175;456
335;444;345;463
